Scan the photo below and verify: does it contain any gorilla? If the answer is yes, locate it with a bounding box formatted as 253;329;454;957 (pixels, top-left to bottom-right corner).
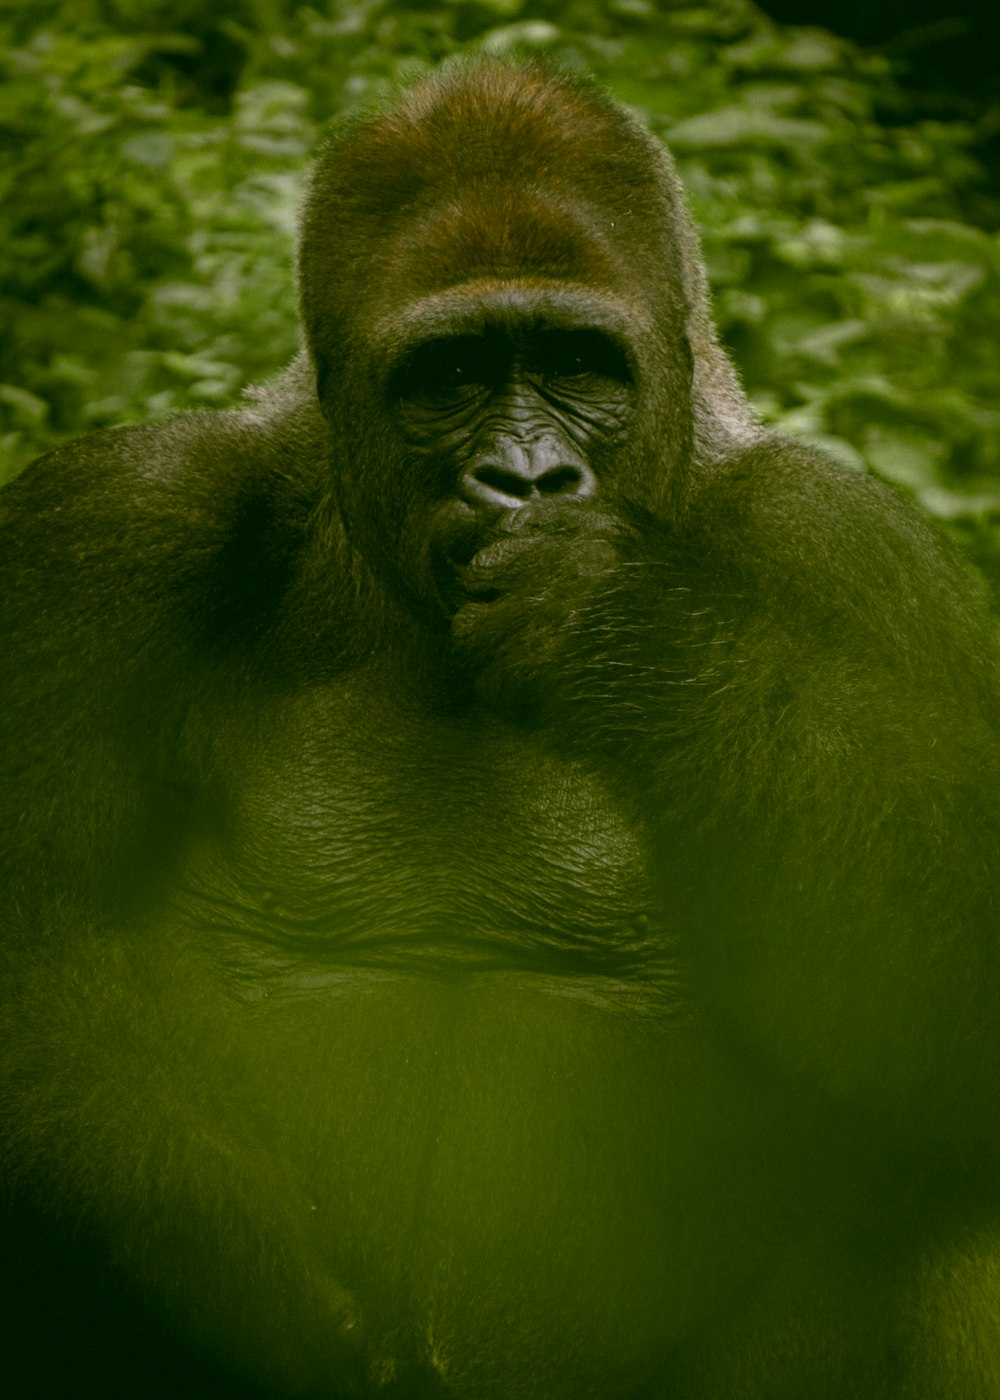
2;59;1000;1400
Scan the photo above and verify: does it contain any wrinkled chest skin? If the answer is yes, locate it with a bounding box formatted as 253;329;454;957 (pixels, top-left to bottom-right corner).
32;672;806;1400
181;675;658;976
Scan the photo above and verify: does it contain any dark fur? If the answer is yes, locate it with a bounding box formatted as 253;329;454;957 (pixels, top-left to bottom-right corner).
2;60;1000;1399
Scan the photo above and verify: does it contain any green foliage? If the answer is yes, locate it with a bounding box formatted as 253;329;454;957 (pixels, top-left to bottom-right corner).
0;10;307;467
2;0;999;576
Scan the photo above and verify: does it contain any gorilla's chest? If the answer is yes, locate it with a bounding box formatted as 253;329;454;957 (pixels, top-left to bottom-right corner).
179;674;658;967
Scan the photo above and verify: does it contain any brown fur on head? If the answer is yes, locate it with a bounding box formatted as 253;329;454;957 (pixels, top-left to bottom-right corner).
298;59;755;476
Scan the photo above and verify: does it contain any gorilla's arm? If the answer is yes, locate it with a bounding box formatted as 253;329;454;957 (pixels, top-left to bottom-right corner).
0;392;321;904
454;438;1000;1146
1;426;217;898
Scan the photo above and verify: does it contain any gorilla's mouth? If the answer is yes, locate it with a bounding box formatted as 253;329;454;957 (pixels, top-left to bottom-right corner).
427;500;504;614
429;498;597;618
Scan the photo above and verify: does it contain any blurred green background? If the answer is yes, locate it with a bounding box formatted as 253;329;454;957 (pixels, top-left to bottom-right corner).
2;0;999;583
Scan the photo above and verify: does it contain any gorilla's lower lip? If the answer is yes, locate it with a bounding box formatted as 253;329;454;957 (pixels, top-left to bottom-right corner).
432;559;494;615
427;504;492;612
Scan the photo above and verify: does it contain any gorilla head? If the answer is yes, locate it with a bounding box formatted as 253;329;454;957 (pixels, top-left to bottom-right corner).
297;63;749;617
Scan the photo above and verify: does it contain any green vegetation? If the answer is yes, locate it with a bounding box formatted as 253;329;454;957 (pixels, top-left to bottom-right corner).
3;0;999;575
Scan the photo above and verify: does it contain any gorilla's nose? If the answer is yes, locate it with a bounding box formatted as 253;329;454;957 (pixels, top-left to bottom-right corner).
460;440;596;509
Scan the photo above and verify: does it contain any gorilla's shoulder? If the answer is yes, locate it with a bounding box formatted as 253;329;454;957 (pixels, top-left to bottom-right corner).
3;354;327;524
0;357;341;659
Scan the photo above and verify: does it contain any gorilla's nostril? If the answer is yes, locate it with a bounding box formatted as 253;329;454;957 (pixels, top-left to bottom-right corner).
537;465;587;495
472;466;533;500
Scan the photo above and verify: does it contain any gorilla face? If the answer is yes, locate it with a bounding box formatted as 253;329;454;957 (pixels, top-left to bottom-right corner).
320;280;653;623
387;291;638;619
299;68;700;614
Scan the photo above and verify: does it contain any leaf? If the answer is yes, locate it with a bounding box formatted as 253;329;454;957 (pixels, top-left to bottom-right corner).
667;105;827;151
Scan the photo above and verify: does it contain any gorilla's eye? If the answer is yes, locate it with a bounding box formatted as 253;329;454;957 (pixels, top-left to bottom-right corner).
534;329;632;386
399;336;500;403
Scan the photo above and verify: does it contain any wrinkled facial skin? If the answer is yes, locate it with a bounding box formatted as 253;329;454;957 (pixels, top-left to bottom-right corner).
325;281;687;626
394;313;635;616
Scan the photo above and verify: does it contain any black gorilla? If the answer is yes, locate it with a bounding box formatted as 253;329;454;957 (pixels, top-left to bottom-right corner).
2;61;1000;1400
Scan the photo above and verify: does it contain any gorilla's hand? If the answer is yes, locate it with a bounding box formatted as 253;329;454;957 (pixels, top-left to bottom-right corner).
450;503;626;724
